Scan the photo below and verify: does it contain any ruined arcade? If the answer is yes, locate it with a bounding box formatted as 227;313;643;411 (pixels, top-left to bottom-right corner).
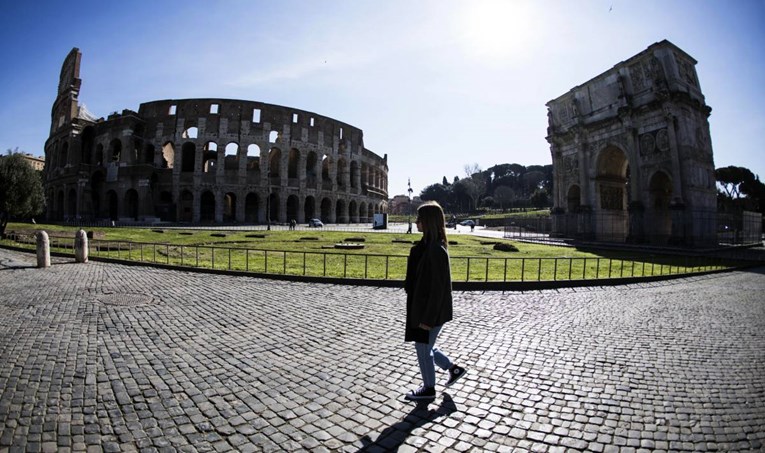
45;48;389;225
547;40;717;245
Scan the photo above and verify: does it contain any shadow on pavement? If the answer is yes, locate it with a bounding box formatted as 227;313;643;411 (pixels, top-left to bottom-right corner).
357;393;458;452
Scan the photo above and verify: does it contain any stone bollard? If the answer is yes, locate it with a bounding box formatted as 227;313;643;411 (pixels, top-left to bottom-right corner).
36;231;50;268
75;229;89;263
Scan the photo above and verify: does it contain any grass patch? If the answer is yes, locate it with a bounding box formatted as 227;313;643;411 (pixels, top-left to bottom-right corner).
2;222;735;281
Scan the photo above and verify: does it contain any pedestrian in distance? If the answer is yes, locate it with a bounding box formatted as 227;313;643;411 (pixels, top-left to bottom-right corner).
403;201;466;401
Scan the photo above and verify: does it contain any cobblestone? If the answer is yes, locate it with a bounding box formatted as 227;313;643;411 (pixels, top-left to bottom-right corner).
0;248;764;451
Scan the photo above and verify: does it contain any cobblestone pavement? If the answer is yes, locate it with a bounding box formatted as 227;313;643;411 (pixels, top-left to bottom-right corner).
1;248;764;453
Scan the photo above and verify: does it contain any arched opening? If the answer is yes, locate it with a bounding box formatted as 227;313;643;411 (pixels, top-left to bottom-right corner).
306;151;318;188
648;171;673;244
350;161;359;189
106;190;118;221
320;198;332;222
349;200;358;223
109;139;121;162
182;127;198;139
335;199;346;223
161;142;175;169
180;191;193;222
268;193;279;223
245;193;259;223
224;192;236;222
322;155;332;186
158;191;173;221
203;142;218;173
181;142;196;172
286;195;299;223
81;127;95;165
247;144;260;172
200;191;215;223
359;202;367;223
304;196;316;220
269;148;281;183
567;185;581;212
144;144;155;164
361;164;369;189
225;143;239;172
125;189;139;220
595;145;630;241
288;148;299;180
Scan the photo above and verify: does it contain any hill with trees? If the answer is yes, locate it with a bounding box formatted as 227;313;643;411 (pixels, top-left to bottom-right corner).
419;163;553;214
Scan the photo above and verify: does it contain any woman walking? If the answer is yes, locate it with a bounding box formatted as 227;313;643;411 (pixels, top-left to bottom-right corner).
404;201;466;401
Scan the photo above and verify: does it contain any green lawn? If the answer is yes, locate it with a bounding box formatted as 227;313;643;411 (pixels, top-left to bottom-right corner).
2;222;731;281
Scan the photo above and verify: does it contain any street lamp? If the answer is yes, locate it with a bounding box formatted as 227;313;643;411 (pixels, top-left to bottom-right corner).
407;178;413;234
266;185;271;231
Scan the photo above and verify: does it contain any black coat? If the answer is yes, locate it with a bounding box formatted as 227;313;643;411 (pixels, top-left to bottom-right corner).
404;241;453;343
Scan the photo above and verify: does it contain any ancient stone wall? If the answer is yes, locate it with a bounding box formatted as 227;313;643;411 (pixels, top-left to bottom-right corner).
44;49;388;225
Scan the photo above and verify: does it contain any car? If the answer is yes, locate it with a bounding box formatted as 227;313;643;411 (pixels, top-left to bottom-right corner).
460;219;476;227
308;218;324;227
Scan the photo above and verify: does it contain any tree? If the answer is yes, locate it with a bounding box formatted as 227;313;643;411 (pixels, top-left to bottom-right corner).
716;165;765;212
522;170;545;197
493;186;516;211
530;188;550;208
0;152;46;237
453;178;479;212
420;183;451;208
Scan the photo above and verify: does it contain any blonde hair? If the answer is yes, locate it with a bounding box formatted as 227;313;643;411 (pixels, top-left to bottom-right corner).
417;201;448;248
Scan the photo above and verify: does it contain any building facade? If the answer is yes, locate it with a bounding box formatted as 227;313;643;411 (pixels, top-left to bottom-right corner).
546;40;717;245
45;48;388;224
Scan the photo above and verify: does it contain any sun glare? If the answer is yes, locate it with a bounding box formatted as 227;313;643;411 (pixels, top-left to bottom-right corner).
458;0;535;61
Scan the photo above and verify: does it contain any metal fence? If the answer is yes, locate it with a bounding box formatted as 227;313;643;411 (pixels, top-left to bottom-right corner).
505;210;763;247
4;232;741;283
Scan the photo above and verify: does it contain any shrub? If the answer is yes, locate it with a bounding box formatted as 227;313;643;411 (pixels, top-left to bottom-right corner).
493;242;518;252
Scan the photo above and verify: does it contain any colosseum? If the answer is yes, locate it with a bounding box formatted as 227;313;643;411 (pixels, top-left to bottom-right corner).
44;48;389;225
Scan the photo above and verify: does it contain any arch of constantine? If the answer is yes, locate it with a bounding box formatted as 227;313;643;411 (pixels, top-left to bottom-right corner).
547;40;717;246
45;49;389;225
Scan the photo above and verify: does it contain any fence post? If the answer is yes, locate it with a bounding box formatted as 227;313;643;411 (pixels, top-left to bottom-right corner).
36;231;50;268
74;229;88;263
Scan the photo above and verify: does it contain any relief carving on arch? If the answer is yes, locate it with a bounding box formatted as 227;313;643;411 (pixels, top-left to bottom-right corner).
639;128;669;159
676;56;698;87
563;156;579;176
629;56;661;90
600;185;624;210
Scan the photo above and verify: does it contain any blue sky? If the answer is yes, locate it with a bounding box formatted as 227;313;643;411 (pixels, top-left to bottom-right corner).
1;0;763;198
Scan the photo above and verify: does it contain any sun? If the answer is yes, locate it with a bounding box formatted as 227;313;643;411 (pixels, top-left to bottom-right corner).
457;0;535;61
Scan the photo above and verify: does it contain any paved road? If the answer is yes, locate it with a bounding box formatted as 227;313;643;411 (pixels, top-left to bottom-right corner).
0;248;763;452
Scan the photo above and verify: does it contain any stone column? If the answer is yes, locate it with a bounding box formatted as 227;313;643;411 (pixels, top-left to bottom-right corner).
215;190;223;223
192;188;201;223
664;110;684;203
297;196;305;224
36;231;50;268
75;229;88;263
